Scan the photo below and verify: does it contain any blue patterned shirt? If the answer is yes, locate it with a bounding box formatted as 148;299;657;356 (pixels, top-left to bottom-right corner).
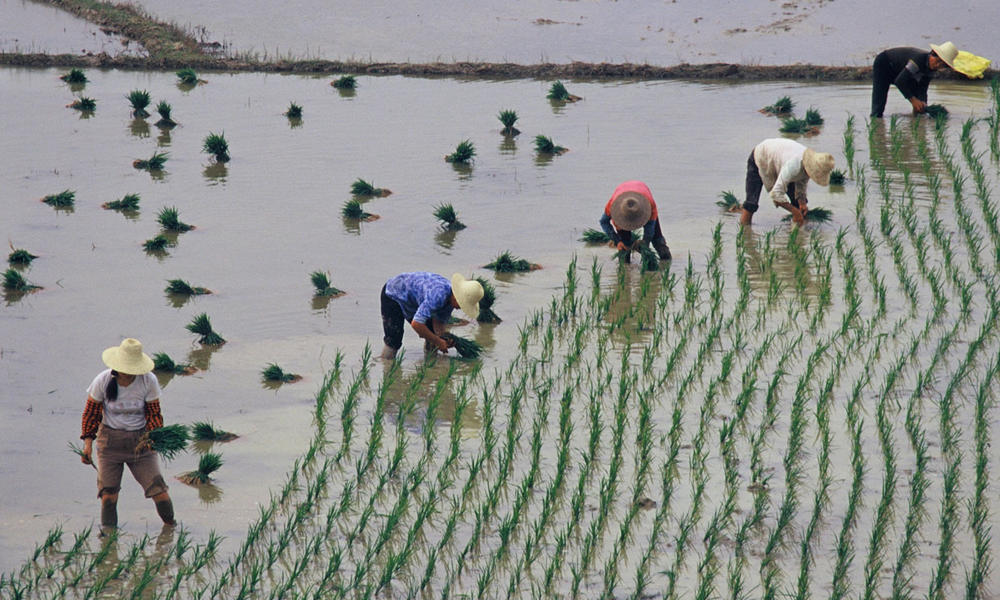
384;272;454;324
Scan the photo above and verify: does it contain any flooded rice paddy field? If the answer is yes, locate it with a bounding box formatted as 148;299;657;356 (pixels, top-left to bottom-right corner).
0;0;141;57
1;66;999;598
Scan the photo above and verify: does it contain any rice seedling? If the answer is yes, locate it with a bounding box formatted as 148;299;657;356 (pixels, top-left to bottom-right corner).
165;279;210;296
781;206;832;222
191;421;238;442
186;313;225;345
156;206;194;232
580;228;611;243
152;352;195;375
444;139;476;163
102;193;140;211
498;109;520;135
3;268;40;292
179;452;223;485
137;424;189;460
285;102;303;118
829;169;846;185
779;117;818;135
804;106;824;126
68;96;96;111
41;189;74;207
127;89;151;118
534;134;567;155
60;68;87;83
331;75;357;89
433;203;465;230
261;363;300;382
484;250;538;272
440;332;483;359
133;151;168;171
176;67;201;85
350;178;391;197
341;198;378;221
761;96;794;114
716;190;740;211
473;276;501;323
7;248;37;266
924;103;948;118
143;234;169;252
155;101;176;127
310;270;344;297
547;80;580;102
202;132;230;162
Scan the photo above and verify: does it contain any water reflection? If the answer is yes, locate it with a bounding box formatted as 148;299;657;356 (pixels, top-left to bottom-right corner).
202;162;228;183
67;82;86;94
533;152;554;167
129;118;150;138
499;135;517;155
287;116;303;129
434;228;458;250
382;357;483;432
156;128;172;148
186;345;219;372
450;162;473;180
196;482;223;504
336;88;356;99
77;109;95;120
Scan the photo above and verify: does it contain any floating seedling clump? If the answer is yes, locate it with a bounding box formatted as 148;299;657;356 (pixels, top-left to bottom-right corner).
155;101;176;127
143;234;169;252
580;228;611;243
103;193;140;212
925;104;949;118
829;169;846;186
178;452;223;485
342;199;378;221
547;81;581;102
716;190;741;212
165;279;210;295
498;109;520;136
186;313;225;345
157;206;194;232
8;248;37;266
441;332;484;359
433;203;466;230
310;271;344;297
782;206;833;223
152;352;196;375
474;276;501;323
485;251;539;272
133;151;168;171
445;140;476;164
191;422;238;442
3;269;40;292
41;190;75;208
331;75;357;89
350;178;391;197
779;117;819;135
534;135;568;155
285;102;303;119
68;96;96;111
176;67;203;85
127;89;151;118
59;69;87;84
805;107;824;126
262;363;301;383
761;96;794;114
137;424;189;461
202;132;230;163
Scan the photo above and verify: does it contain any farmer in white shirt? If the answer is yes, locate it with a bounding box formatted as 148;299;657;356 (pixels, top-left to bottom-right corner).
740;138;835;226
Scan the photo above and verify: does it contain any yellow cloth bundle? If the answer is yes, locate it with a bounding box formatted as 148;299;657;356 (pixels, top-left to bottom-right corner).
954;50;991;79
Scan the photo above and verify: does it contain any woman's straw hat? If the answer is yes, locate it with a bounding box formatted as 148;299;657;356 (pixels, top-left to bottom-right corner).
802;148;836;186
451;273;484;320
102;338;154;375
930;41;959;70
609;191;652;231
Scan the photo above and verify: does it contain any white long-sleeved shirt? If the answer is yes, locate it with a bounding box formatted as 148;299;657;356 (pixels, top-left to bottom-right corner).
753;138;809;206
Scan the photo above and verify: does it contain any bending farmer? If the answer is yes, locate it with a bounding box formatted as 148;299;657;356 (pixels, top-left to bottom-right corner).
599;180;672;260
740;138;835;226
870;41;959;118
380;272;483;360
79;338;176;534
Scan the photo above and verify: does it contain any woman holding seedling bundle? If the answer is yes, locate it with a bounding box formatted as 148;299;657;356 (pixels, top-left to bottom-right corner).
79;338;176;533
380;272;483;360
739;138;835;226
599;180;672;260
870;41;989;118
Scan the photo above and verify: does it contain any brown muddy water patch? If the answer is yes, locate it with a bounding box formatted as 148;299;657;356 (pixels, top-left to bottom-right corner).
0;0;143;57
2;67;998;598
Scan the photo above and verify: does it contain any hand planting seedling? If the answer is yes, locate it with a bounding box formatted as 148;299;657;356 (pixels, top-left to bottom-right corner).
133;151;168;171
143;234;169;252
474;276;501;323
60;68;87;84
351;178;391;197
3;268;41;292
202;132;230;163
445;140;476;164
262;363;301;383
534;135;568;155
165;279;210;295
67;96;96;111
186;313;225;345
342;199;379;221
152;352;196;375
441;333;483;359
484;251;539;272
829;169;846;186
191;422;237;442
716;190;741;212
127;89;151;118
102;193;140;212
434;203;466;230
285;102;303;119
761;96;794;114
136;424;189;460
924;104;948;118
580;228;611;243
781;206;832;223
156;207;194;232
178;452;223;485
176;67;204;85
155;101;176;127
547;81;581;102
498;109;520;136
310;271;345;297
331;75;357;89
8;248;37;266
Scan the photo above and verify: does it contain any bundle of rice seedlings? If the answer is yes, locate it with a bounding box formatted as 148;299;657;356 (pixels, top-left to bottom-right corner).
716;190;741;211
152;352;195;375
127;89;151;118
331;75;357;89
534;135;567;155
310;271;344;297
186;313;225;345
102;193;140;211
202;132;230;163
547;81;581;102
60;69;87;83
829;169;846;186
761;96;794;114
176;68;201;85
474;276;501;323
191;422;237;442
441;333;484;359
8;248;37;266
67;442;96;469
133;152;169;171
445;140;476;163
484;251;538;272
350;178;391;197
262;363;300;382
42;190;75;207
137;424;190;460
925;104;949;118
68;96;96;111
143;234;169;252
165;279;210;295
580;228;611;243
498;109;520;136
342;199;378;221
156;207;194;232
804;107;824;126
178;452;222;485
3;269;40;292
155;101;176;127
638;243;660;272
782;206;833;223
779;118;815;134
285;102;303;118
434;203;466;230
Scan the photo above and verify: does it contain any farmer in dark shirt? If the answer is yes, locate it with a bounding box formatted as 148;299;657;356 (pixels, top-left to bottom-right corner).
870;42;958;118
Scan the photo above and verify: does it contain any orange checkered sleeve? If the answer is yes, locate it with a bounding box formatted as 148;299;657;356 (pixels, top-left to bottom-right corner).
81;398;102;440
145;400;164;431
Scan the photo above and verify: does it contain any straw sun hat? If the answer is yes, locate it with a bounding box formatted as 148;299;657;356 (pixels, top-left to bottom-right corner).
102;338;155;375
930;41;959;70
609;191;652;231
451;273;484;320
802;148;836;187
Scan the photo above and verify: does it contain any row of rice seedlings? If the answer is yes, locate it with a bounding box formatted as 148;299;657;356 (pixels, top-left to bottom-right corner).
964;358;995;599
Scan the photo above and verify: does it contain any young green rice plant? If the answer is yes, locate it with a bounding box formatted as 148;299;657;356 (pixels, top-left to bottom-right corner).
156;206;194;232
716;189;740;211
924;103;948;118
284;102;303;119
102;193;140;211
534;134;567;155
202;132;230;162
331;75;356;89
155;101;176;127
143;234;169;252
127;89;151;118
638;242;659;272
829;169;846;185
341;198;378;221
137;424;189;460
60;68;87;83
761;95;794;114
484;250;538;272
41;189;74;207
165;278;210;295
779;117;818;135
474;276;501;323
804;106;824;126
179;452;223;485
152;352;195;375
547;80;580;101
176;67;201;85
580;228;611;243
186;312;225;345
191;421;238;442
310;270;344;297
3;268;40;292
444;139;476;163
498;109;520;135
350;178;391;197
7;248;37;266
433;203;465;230
782;206;832;222
68;96;96;111
133;151;168;171
441;332;483;359
261;363;300;382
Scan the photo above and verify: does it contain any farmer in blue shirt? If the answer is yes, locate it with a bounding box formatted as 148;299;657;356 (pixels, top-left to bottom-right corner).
380;272;484;359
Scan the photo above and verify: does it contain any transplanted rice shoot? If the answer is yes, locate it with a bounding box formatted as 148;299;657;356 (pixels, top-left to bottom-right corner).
441;333;484;359
127;89;151;118
782;206;833;223
434;203;466;230
191;422;237;442
186;313;225;345
350;178;391;197
474;276;501;323
285;102;303;118
829;169;846;185
805;107;824;126
157;207;194;232
60;68;87;83
580;228;611;243
143;234;169;252
779;117;816;134
137;425;189;461
445;140;476;163
262;363;299;382
176;67;200;85
547;81;580;102
332;75;357;89
342;199;377;221
68;96;96;111
8;248;37;266
155;101;176;127
925;104;948;118
152;352;194;375
103;193;140;211
42;190;75;207
534;135;567;155
3;268;40;291
716;190;741;211
498;109;520;135
133;151;168;170
202;132;230;162
310;271;344;297
165;279;210;295
485;251;538;272
761;96;794;114
179;452;223;485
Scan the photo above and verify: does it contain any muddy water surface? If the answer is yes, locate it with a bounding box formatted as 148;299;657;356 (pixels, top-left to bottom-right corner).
1;0;142;56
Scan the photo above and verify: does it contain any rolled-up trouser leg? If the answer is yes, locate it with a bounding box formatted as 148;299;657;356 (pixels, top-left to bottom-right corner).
743;150;763;213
